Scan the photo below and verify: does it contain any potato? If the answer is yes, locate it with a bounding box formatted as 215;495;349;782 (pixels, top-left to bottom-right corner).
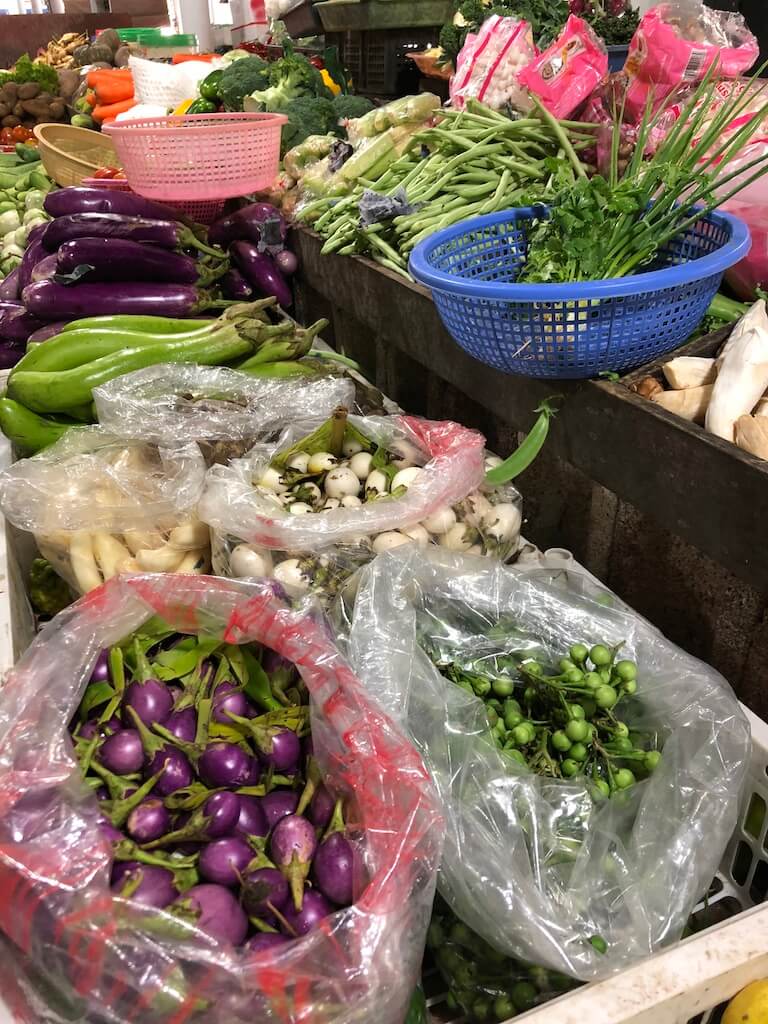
12;102;24;118
0;103;9;119
0;82;17;104
49;101;65;120
17;82;40;100
1;115;20;128
113;45;131;68
98;28;121;53
57;68;80;101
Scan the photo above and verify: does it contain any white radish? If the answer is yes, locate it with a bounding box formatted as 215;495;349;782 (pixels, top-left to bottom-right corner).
340;494;363;508
349;452;373;480
482;503;522;544
175;549;209;574
288;502;314;516
230;545;273;578
136;545;186;572
69;532;102;592
324;466;361;498
365;469;389;497
308;451;337;474
421;506;456;535
373;532;411;553
273;558;311;596
168;519;209;550
259;467;287;493
399;524;431;546
123;529;165;555
285;451;310;472
92;532;134;580
391;466;422;492
439;524;475;551
662;357;717;389
706;318;768;441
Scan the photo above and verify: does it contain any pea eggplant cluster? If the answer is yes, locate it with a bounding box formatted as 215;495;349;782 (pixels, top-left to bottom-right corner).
72;630;357;950
438;640;661;795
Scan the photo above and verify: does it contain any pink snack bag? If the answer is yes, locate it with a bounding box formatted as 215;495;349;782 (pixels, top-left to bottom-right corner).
623;1;758;124
450;14;537;112
517;15;608;120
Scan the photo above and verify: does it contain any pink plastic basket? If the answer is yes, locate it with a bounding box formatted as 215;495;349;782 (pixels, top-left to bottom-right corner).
80;176;225;225
102;112;287;202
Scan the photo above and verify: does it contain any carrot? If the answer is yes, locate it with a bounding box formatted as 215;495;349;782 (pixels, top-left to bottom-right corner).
87;70;135;105
86;68;132;88
92;97;136;123
85;90;97;107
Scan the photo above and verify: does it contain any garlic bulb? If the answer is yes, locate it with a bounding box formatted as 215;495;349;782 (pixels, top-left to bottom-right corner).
391;466;422;492
273;558;311;597
230;545;273;578
373;532;411;553
325;466;361;499
421;506;456;535
285;451;310;473
349;452;373;480
308;451;337;474
365;469;389;497
259;467;287;493
482;503;521;543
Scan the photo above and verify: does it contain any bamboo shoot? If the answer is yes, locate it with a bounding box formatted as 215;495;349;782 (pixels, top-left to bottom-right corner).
706;320;768;441
652;385;713;423
736;415;768;459
662;357;717;389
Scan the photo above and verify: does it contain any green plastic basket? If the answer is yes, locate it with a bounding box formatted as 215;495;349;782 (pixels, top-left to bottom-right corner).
316;0;452;31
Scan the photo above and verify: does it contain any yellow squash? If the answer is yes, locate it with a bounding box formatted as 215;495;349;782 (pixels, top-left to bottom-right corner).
723;980;768;1024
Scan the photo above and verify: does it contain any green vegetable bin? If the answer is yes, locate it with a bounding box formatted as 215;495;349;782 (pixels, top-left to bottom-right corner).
316;0;453;32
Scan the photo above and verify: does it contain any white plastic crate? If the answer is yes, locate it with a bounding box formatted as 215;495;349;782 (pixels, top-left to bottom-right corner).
427;705;768;1024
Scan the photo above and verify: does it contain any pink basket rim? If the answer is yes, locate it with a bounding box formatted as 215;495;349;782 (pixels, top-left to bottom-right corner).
103;112;288;137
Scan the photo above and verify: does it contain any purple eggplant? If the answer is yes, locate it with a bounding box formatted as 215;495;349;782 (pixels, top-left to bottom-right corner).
234;795;268;838
22;280;219;321
261;729;301;773
41;214;223;258
199;836;253;887
44;187;186;224
242;867;290;918
281;889;332;937
111;862;178;909
0;342;23;369
30;253;57;284
123;680;173;729
180;884;248;945
126;798;171;844
312;832;354;906
270;814;317;910
163;707;197;743
57;238;200;285
275;249;298;277
209;203;286;249
18;237;46;295
98;818;123;844
90;650;111;683
231;241;292;308
220;269;254;301
0;267;19;300
100;729;144;775
26;322;69;343
198;742;254;788
0;307;47;344
212;682;255;725
261;789;299;830
149;746;194;797
201;791;241;838
246;932;290;955
309;785;335;830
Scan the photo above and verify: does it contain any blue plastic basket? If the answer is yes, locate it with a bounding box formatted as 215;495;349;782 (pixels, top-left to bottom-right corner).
408;206;750;379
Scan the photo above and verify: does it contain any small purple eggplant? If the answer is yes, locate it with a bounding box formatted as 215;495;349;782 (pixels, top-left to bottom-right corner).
111;862;178;909
242;867;290;918
180;884;248;945
126;798;172;844
149;746;194;797
246;932;290;955
44;187;187;223
261;729;301;773
234;795;268;838
209;203;286;249
199;836;253;887
221;268;254;301
281;889;332;937
312;832;354;907
261;789;299;830
0;266;20;300
308;785;335;830
30;253;57;284
201;791;241;838
26;321;70;343
41;213;222;258
199;743;254;788
269;814;317;911
57;238;200;285
124;679;174;728
90;649;111;683
163;707;197;743
212;682;255;725
18;237;46;294
230;241;292;308
0;306;47;345
100;729;144;776
98;818;123;844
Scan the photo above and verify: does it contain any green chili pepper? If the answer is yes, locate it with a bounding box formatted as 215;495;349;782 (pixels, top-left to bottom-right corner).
8;329;256;414
484;398;559;485
60;315;217;335
0;398;75;454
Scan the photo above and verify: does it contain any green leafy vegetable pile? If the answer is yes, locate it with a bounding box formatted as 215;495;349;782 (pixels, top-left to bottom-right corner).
0;53;59;95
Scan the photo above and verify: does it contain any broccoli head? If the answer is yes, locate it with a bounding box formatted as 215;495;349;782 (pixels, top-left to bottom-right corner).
219;55;271;111
279;96;339;156
332;94;375;124
29;558;72;618
249;52;332;112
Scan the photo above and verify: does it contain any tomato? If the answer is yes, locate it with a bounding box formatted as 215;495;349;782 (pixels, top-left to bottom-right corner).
0;128;13;145
93;165;121;179
11;126;31;142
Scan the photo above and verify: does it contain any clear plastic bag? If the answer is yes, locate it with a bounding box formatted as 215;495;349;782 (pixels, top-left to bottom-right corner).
344;545;750;981
94;364;355;447
0;573;443;1024
199;414;488;551
623;1;758;122
0;428;209;593
450;16;537;112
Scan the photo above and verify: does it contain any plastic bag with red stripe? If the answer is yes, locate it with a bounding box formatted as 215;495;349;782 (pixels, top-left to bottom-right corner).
0;574;443;1024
